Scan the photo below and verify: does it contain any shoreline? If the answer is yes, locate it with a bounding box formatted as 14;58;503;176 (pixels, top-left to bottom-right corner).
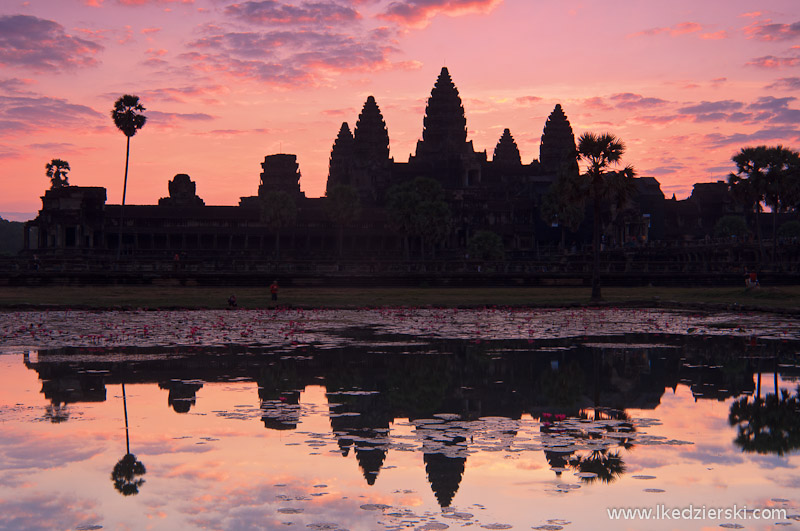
1;285;798;315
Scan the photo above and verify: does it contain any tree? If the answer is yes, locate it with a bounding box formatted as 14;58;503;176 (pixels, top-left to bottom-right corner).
111;95;147;259
45;159;70;189
386;177;452;260
260;190;297;259
761;146;800;263
713;215;749;239
325;184;361;258
540;168;586;249
467;230;504;261
576;132;636;301
729;146;769;264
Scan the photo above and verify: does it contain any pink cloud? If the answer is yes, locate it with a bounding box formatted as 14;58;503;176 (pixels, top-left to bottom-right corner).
0;15;103;72
746;55;800;68
701;30;728;40
378;0;503;29
629;22;704;38
744;19;800;41
225;1;361;26
515;96;542;106
142;27;162;35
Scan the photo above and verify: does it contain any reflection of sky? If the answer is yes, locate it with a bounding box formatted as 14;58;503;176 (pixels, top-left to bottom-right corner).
1;353;798;530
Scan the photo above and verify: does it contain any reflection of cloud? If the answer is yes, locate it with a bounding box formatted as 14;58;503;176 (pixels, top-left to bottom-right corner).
0;15;103;72
225;1;361;26
0;429;104;472
677;444;745;465
378;0;502;28
0;494;101;531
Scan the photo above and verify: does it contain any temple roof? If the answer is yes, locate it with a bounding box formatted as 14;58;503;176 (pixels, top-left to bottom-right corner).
540;104;577;174
415;67;470;161
493;128;522;166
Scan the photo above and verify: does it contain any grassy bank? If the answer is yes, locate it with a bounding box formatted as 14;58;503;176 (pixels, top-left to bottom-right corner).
0;284;798;312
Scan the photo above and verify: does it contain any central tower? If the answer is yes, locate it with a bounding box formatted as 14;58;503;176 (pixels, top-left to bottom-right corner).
411;67;481;188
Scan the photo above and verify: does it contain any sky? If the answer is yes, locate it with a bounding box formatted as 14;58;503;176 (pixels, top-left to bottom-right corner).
1;0;799;221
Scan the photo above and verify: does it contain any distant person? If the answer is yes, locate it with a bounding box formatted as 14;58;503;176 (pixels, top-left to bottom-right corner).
228;294;237;308
270;280;279;302
744;269;759;288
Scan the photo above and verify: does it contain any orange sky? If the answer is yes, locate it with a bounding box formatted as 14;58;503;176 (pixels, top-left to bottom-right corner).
1;0;799;220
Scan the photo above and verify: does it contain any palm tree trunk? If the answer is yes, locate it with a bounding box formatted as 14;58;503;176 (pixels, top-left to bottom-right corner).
591;182;602;301
116;136;131;261
772;208;778;266
122;382;130;455
754;204;764;267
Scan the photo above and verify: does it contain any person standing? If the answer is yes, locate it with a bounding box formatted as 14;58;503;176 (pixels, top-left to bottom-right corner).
270;280;279;302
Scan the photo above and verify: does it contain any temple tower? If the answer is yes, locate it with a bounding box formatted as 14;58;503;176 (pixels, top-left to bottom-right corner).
351;95;391;202
258;154;303;200
493;128;522;166
539;104;577;176
411;67;481;187
326;122;355;194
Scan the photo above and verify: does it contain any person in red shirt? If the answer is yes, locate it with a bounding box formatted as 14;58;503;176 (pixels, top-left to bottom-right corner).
270;280;279;301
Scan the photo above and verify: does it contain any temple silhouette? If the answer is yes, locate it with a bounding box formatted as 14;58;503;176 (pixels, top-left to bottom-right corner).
22;66;784;269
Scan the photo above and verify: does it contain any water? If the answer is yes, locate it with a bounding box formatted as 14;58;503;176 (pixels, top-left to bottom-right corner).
1;308;799;530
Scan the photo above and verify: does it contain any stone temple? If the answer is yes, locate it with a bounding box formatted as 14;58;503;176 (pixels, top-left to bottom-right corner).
22;67;748;262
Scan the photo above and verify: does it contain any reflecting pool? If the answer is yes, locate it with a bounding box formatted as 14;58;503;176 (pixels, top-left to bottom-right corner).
1;308;799;530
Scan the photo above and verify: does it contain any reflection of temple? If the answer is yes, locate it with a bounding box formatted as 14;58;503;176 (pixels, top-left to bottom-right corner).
24;67;780;265
22;335;800;504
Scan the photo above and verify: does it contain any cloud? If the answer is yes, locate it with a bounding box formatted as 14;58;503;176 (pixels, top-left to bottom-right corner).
224;1;361;26
677;100;745;114
117;0;195;5
378;0;503;29
744;20;800;41
515;96;543;106
766;76;800;90
703;126;800;148
0;15;103;72
182;29;398;86
138;84;229;104
0;94;104;137
747;96;796;111
746;55;800;68
0;78;36;94
147;110;216;127
608;93;668;109
629;22;704;38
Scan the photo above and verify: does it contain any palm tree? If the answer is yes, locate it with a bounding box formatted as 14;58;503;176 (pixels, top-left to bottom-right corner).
761;146;800;264
324;184;361;258
111;382;146;495
729;146;769;265
576;132;636;301
111;95;147;259
45;159;70;189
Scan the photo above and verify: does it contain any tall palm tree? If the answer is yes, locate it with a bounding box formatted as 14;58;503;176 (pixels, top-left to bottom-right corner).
111;95;147;259
729;146;769;265
45;159;70;189
577;132;635;301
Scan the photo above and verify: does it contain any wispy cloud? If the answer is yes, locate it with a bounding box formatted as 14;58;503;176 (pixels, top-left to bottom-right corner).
744;19;800;41
766;76;800;90
0;15;103;72
0;94;104;137
225;1;361;26
703;126;800;148
378;0;503;29
746;55;800;68
629;22;703;38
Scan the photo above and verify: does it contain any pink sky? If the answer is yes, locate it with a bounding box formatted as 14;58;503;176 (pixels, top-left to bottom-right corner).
1;0;799;220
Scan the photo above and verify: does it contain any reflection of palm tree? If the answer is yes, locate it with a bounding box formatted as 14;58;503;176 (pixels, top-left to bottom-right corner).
569;449;626;484
728;387;800;456
111;382;146;495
